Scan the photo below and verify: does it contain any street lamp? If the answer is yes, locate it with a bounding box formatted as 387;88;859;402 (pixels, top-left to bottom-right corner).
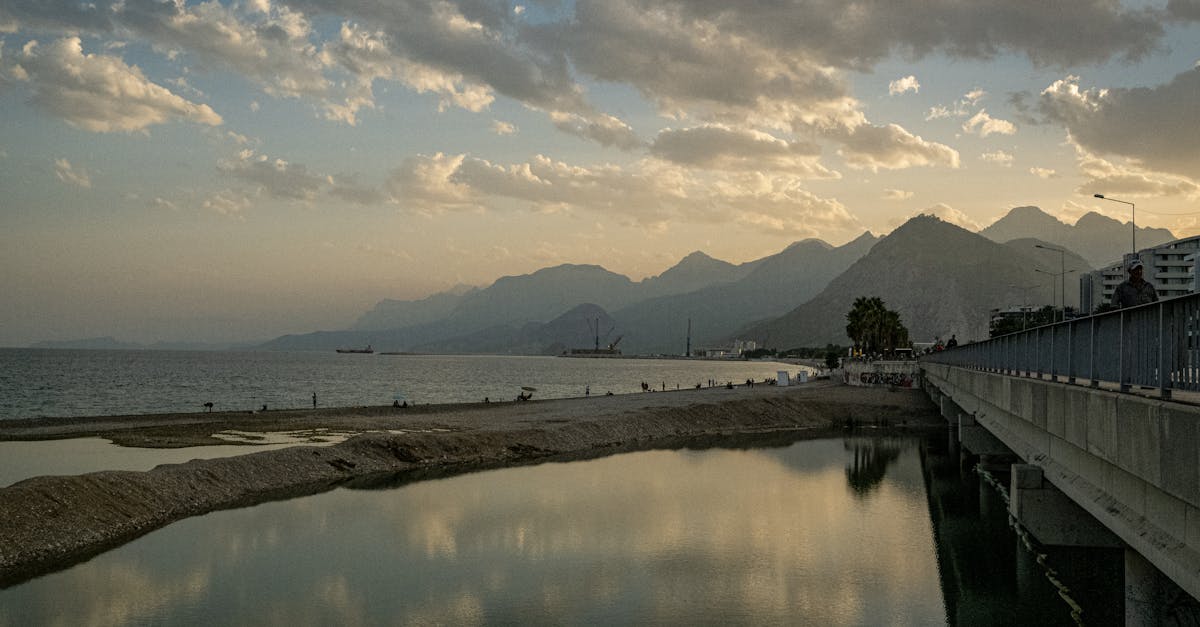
1094;194;1136;256
1035;243;1066;320
1034;268;1057;322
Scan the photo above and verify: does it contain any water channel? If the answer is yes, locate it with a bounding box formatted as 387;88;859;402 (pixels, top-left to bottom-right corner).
0;432;1123;625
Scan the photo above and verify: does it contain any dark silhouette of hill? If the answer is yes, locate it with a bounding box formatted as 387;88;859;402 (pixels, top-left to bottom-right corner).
980;206;1175;268
611;233;878;354
352;284;477;332
736;215;1073;348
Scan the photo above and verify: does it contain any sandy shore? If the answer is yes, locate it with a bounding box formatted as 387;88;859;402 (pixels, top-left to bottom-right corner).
0;381;938;587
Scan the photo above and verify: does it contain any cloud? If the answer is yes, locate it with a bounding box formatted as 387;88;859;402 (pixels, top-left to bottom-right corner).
491;120;516;135
649;125;835;177
962;109;1016;137
548;111;643;150
217;149;325;200
1075;149;1200;198
883;189;913;201
328;174;386;205
1030;167;1058;179
202;189;253;217
53;158;91;188
888;75;919;95
926;88;988;120
11;38;222;132
1039;69;1200;179
383;152;859;237
1168;0;1200;21
831;121;960;171
980;150;1014;166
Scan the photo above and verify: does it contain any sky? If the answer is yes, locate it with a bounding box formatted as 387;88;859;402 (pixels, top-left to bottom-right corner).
2;0;1199;346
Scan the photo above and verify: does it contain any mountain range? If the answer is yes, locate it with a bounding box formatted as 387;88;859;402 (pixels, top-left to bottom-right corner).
735;215;1093;347
134;206;1185;353
979;206;1175;268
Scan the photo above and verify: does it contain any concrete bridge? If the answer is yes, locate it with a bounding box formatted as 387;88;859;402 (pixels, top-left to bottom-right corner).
920;293;1200;624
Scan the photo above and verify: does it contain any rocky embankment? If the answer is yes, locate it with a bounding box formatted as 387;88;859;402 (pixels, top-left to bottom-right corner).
0;381;936;587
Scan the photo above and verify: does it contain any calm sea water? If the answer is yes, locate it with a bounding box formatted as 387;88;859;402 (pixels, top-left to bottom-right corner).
0;349;810;420
0;435;1118;625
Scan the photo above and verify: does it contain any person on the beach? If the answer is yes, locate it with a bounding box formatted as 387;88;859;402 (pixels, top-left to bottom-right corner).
312;392;317;409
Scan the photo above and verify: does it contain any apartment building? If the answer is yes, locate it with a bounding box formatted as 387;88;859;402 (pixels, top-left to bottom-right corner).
1079;234;1200;313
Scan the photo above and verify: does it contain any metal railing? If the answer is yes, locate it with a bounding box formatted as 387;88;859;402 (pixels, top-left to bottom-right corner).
923;293;1200;399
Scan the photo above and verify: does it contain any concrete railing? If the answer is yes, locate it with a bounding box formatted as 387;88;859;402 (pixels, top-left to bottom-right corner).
923;293;1200;399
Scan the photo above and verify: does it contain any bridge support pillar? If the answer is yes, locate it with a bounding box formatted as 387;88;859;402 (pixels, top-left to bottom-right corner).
959;412;1009;456
1009;464;1122;548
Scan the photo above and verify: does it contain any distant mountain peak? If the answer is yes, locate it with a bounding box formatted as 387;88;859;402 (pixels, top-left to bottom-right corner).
784;238;832;251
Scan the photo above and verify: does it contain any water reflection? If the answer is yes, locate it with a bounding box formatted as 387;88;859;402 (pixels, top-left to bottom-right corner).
844;439;903;496
0;434;1110;625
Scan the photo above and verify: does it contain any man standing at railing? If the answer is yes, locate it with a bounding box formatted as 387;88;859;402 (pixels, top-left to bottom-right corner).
1112;259;1158;308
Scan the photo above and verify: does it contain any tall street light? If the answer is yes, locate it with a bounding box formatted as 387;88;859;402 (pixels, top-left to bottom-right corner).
1035;243;1066;320
1094;194;1136;256
1034;268;1057;322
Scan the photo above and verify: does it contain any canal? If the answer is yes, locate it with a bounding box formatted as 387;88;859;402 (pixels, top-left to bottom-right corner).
0;430;1122;625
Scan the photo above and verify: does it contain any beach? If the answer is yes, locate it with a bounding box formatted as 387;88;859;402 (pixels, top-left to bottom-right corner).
0;381;938;587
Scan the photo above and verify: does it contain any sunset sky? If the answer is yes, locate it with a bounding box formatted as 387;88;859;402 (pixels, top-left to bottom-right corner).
2;0;1199;345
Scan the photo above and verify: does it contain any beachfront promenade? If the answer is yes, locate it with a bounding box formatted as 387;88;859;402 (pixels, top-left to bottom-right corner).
920;293;1200;623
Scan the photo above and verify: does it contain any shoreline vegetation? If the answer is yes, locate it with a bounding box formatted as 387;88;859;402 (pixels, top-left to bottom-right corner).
0;381;939;588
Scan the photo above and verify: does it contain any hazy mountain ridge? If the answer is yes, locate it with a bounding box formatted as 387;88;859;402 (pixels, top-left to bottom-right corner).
610;232;879;354
413;303;617;355
352;284;478;332
736;216;1074;348
260;206;1178;354
980;206;1176;268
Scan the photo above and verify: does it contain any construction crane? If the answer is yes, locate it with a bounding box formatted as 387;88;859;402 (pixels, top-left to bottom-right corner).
587;318;614;351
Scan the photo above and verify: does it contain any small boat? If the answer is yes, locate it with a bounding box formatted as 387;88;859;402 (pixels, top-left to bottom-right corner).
336;345;374;354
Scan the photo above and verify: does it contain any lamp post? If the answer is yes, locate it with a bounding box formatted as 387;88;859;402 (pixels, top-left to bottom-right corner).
1034;268;1057;322
1035;243;1066;320
1094;194;1136;256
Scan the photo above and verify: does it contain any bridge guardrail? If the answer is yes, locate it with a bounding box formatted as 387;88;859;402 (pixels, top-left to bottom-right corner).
922;293;1200;399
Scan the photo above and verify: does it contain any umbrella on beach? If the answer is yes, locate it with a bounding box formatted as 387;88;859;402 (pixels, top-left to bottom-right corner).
521;386;536;392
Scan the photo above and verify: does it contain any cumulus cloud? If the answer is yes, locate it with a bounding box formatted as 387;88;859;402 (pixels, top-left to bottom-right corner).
383;152;859;236
491;120;516;135
1039;69;1200;179
202;189;253;216
1030;167;1058;179
883;189;914;200
53;158;91;188
1075;149;1200;198
217;149;325;200
888;75;919;95
549;111;643;150
649;125;835;177
926;88;988;120
831;121;960;171
12;38;222;132
980;150;1014;166
963;109;1016;137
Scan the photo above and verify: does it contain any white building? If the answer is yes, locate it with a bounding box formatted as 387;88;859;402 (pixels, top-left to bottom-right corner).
1080;234;1200;313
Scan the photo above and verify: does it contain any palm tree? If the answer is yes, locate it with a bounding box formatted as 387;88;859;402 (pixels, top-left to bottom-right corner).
846;296;908;356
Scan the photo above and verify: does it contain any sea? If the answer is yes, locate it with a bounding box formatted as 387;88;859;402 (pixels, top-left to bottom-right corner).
0;348;812;420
